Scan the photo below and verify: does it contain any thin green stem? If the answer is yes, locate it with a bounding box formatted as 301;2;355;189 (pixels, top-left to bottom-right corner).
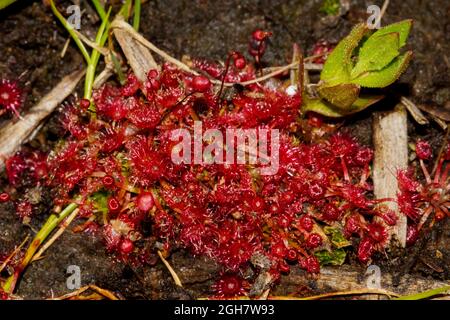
2;203;78;293
119;0;133;19
394;285;450;300
0;0;18;10
91;0;107;22
133;0;141;31
84;7;112;101
49;0;91;64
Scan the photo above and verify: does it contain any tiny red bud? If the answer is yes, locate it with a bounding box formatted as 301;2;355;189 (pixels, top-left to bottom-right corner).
0;192;10;203
108;197;120;213
233;56;246;70
287;249;297;261
147;69;159;79
299;215;314;232
280;190;295;205
415;140;432;160
79;99;90;110
299;256;320;273
102;175;115;188
252;29;272;41
191;75;211;92
120;238;134;254
308;183;324;199
137;192;154;212
306;233;323;249
271;242;287;258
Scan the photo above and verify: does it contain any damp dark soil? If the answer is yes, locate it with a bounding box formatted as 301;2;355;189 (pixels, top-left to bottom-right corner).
0;0;449;299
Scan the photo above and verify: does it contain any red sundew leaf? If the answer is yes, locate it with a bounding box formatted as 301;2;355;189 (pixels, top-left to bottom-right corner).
127;102;161;129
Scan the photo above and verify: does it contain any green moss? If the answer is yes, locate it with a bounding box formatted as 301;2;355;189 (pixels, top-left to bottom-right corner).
319;0;340;16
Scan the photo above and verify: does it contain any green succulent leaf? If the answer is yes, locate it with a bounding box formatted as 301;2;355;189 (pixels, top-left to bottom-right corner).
371;19;413;48
302;98;345;117
315;248;347;266
351;51;413;88
351;32;400;78
317;83;360;109
320;23;368;85
303;95;384;117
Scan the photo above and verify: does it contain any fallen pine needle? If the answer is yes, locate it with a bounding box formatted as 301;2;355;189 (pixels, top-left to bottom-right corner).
60;37;70;58
158;250;183;288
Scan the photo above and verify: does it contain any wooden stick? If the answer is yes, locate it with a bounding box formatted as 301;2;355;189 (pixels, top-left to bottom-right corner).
373;103;408;247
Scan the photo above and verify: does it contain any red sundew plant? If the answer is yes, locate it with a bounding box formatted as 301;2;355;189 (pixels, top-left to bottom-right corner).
212;274;249;298
5;61;387;280
0;12;419;297
397;140;450;243
0;78;24;118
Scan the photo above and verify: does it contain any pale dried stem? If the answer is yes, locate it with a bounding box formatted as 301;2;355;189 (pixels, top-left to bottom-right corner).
158;250;183;288
73;29;109;56
400;96;429;125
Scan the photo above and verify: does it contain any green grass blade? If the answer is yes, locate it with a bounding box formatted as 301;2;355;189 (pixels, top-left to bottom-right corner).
84;7;112;101
133;0;141;31
91;0;107;22
2;203;78;293
49;0;91;64
0;0;18;10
